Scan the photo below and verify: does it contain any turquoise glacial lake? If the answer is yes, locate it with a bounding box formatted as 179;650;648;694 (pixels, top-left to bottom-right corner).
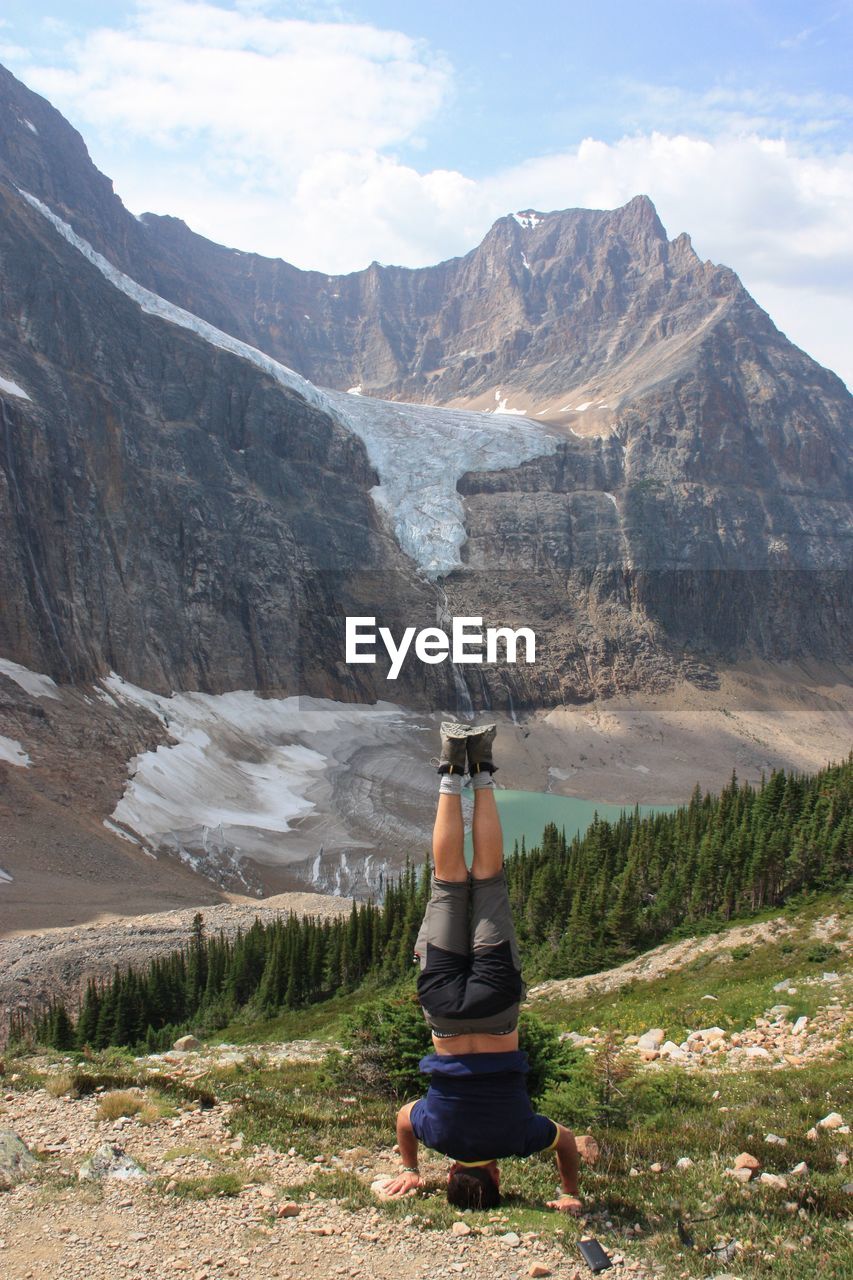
463;789;676;859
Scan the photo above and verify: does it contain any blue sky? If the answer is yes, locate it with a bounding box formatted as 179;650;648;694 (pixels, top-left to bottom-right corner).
2;1;852;384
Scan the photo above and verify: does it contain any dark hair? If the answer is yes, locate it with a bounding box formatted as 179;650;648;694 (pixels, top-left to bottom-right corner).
446;1166;501;1210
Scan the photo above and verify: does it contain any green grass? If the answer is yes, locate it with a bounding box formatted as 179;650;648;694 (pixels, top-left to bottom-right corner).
153;1170;245;1200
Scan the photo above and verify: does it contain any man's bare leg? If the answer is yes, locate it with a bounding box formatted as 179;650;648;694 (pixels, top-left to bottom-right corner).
432;792;467;883
470;785;504;879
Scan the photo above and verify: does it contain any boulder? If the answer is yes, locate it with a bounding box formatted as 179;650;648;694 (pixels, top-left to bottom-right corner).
0;1130;39;1188
173;1035;202;1051
637;1029;666;1050
734;1153;761;1172
78;1143;147;1182
818;1112;844;1130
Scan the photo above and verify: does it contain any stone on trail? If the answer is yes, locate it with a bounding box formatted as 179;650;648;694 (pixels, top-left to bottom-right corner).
451;1221;472;1236
173;1035;201;1051
276;1202;301;1217
501;1231;521;1247
0;1130;38;1188
818;1112;844;1130
528;1266;552;1277
78;1142;147;1182
792;1016;808;1034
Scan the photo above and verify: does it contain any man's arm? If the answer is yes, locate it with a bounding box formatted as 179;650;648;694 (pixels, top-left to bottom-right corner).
377;1101;424;1199
545;1123;583;1213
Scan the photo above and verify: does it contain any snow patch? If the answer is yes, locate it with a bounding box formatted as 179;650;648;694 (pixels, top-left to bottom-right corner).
521;252;530;271
347;384;363;396
603;492;618;509
23;118;38;135
0;375;31;401
0;867;13;884
490;389;528;416
512;211;542;229
21;190;558;577
0;735;30;767
0;658;61;700
103;675;414;872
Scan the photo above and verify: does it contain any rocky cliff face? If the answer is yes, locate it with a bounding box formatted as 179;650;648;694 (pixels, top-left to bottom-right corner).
0;63;850;715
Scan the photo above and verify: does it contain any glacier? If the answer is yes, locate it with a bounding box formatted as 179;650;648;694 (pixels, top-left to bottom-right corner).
20;190;560;576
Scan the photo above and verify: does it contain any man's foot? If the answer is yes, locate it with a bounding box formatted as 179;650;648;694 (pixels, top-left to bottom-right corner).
467;723;497;775
438;721;470;775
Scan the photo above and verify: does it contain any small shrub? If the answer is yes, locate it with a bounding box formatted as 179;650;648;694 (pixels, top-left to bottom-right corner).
729;945;751;961
44;1071;75;1098
96;1090;145;1121
805;942;839;964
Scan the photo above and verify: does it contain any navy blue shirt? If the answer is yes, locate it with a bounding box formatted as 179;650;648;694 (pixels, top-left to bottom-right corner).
409;1050;558;1163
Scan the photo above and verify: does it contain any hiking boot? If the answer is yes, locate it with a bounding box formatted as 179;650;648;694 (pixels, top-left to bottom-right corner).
467;722;497;774
437;721;471;774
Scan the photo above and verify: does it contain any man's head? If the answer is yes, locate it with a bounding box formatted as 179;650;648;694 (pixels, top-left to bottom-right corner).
446;1160;501;1209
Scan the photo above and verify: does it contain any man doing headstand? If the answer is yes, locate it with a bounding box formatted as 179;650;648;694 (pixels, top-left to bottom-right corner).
381;721;597;1211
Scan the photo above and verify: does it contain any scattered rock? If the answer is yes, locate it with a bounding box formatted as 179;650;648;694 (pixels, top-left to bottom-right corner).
675;1157;694;1170
818;1112;844;1130
734;1153;761;1172
790;1162;809;1177
528;1266;552;1278
792;1016;809;1035
759;1173;788;1190
727;1167;753;1183
764;1134;787;1146
276;1203;301;1218
806;1128;819;1141
451;1221;471;1236
501;1231;521;1247
637;1029;666;1050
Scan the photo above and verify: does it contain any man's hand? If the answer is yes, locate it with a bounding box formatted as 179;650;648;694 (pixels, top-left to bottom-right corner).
545;1192;583;1214
375;1170;424;1199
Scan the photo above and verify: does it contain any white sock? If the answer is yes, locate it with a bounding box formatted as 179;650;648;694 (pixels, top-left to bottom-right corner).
439;772;464;796
468;770;495;790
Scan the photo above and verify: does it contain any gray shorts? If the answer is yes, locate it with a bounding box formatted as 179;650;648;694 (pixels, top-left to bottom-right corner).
414;871;526;1036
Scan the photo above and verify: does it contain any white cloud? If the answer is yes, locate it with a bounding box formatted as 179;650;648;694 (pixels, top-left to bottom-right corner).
22;1;451;170
8;3;853;386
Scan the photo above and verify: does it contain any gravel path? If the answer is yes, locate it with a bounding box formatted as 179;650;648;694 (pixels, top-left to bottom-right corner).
0;1071;656;1280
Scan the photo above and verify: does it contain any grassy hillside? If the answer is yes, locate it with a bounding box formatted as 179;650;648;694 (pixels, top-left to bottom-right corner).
5;891;850;1279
